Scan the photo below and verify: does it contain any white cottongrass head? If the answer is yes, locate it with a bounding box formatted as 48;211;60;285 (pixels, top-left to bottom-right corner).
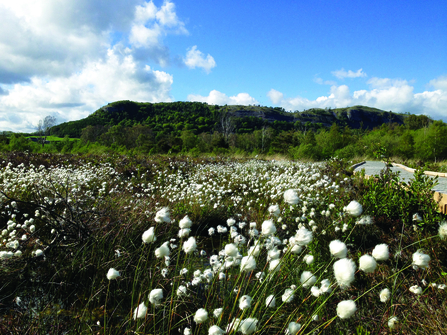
333;258;356;289
227;218;236;226
300;271;317;289
194;308;208;324
380;288;391;302
239;295;252;310
240;255;256;272
208;325;225;335
265;294;276;308
179;215;193;228
213;307;223;318
438;221;447;240
285;322;301;335
268;204;280;217
344;200;363;217
183;237;197;254
240;318;258;335
372;244;389;261
359;254;377;273
388;316;398;329
303;254;314;265
282;288;295;303
336;300;357;319
177;285;188;297
142;227;156;243
329;240;347;258
284;189;299;205
412;250;430;269
262;219;276;236
149;288;163;306
33;249;44;257
225;243;239;257
409;285;423;294
269;258;281;273
294;227;313;246
133;302;148;320
155;207;171;223
155;242;170;258
106;268;120;280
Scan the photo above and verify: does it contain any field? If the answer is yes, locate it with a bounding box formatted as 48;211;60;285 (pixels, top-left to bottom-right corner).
0;153;446;334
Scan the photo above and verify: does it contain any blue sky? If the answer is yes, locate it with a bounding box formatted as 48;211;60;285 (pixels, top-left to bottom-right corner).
0;0;446;132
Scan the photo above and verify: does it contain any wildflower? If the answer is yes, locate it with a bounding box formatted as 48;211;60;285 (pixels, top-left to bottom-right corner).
262;219;276;236
227;318;242;333
284;189;299;205
142;227;156;243
343;200;363;217
329;240;347;258
213;307;223;318
359;254;377;273
155;207;171;223
217;225;228;234
29;225;35;233
265;295;276;308
336;300;357;319
267;248;281;261
380;288;390;302
294;227;313;246
155;242;170;258
300;271;317;288
282;288;295;303
179;215;192;228
438;221;447;239
356;215;373;225
240;318;258;335
239;295;252;310
333;258;356;289
219;272;226;280
208;325;225;335
268;204;280;217
184;328;191;335
106;268;120;280
388;316;398;329
412;250;430;269
208;227;215;236
372;243;389;261
133;302;147;320
409;285;423;294
240;255;256;272
183;237;197;254
149;288;163;306
194;308;208;324
180;268;188;275
286;322;301;335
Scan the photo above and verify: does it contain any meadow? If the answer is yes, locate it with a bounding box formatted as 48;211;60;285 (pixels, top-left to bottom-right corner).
0;152;446;334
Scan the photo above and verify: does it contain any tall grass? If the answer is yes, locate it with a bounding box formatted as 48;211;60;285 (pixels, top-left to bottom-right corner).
0;154;446;334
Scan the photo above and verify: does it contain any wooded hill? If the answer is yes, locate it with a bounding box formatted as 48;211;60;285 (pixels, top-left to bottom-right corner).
51;100;408;138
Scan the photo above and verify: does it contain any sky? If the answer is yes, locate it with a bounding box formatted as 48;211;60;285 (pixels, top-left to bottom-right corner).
0;0;446;132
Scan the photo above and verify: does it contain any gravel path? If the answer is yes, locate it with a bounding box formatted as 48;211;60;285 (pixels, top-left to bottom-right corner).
353;161;447;194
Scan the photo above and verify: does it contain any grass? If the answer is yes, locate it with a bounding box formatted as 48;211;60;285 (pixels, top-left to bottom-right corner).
0;153;446;334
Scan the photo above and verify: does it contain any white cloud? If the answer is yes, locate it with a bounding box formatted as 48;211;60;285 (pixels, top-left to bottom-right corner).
313;76;337;86
267;75;447;118
332;68;367;79
0;47;173;132
267;89;283;104
184;46;216;73
188;90;258;105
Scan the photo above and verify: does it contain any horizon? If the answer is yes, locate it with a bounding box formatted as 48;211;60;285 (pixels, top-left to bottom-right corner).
0;0;446;132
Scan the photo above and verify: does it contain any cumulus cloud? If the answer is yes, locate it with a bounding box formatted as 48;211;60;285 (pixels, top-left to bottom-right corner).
267;89;284;104
332;68;367;79
184;46;216;73
188;90;258;105
0;47;173;132
267;75;447;119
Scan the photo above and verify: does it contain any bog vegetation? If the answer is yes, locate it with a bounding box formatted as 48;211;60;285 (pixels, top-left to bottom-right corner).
0;152;447;334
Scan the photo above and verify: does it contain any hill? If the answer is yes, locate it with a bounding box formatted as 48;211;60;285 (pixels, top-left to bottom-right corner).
51;101;406;138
